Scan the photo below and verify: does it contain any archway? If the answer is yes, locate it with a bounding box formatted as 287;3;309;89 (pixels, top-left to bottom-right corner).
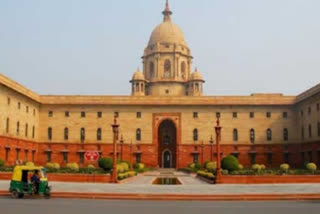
158;120;177;168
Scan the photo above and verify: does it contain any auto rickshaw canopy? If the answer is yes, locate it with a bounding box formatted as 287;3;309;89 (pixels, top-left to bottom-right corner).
12;165;46;182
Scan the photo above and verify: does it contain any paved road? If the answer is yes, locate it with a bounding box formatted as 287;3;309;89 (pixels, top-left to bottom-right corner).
1;198;320;214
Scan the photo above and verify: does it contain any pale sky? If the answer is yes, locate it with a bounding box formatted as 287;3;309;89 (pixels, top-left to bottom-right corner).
0;0;319;96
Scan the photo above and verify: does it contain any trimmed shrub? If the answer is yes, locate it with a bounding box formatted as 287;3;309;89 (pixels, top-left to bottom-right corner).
87;164;95;169
260;164;266;170
117;164;124;173
128;171;136;177
203;161;210;168
280;163;290;172
238;164;244;170
206;172;215;179
252;164;262;171
53;163;60;170
25;161;34;166
221;155;239;171
205;162;217;171
0;159;5;167
306;163;317;173
194;162;201;170
120;162;129;172
98;158;113;171
189;163;195;169
46;162;60;170
66;162;79;172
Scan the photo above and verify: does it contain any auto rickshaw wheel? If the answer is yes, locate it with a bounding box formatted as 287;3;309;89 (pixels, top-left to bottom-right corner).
11;190;18;198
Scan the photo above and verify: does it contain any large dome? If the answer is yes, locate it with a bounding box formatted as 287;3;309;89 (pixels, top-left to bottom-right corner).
148;1;187;47
148;21;187;47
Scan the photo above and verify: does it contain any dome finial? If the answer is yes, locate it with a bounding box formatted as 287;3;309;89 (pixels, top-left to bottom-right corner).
162;0;172;22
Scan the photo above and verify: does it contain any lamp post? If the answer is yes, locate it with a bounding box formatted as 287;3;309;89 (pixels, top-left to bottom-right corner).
111;114;119;183
130;140;133;170
215;115;222;183
201;141;204;166
210;135;214;161
120;135;124;161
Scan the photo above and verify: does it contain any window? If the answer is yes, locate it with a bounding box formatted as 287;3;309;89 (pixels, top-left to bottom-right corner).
318;122;320;137
216;112;221;118
26;106;29;113
308;107;311;115
165;89;169;94
16;121;20;136
97;112;102;118
267;153;273;165
7;97;10;105
250;153;256;164
81;112;86;118
233;129;238;142
80;153;84;164
65;111;69;117
193;154;199;163
250;129;255;143
48;127;52;140
18;102;20;109
284;153;289;164
16;149;20;161
33;109;36;116
63;153;68;164
97;128;102;141
164;59;171;79
233;112;237;118
46;152;51;163
283;112;288;118
114;112;119;118
6;118;9;133
302;126;305;139
80;128;85;142
25;123;28;137
266;112;271;118
136;154;141;164
64;128;69;140
284;128;289;141
48;111;53;117
309;124;312;138
149;62;154;79
250;112;254;118
137;112;141;118
136;129;141;141
301;110;304;117
266;129;272;141
5;149;9;162
32;126;35;139
181;61;186;79
308;151;313;162
193;112;198;118
32;151;35;162
193;129;198;141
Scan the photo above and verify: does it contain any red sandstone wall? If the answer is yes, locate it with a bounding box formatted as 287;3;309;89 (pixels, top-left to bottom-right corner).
1;136;320;169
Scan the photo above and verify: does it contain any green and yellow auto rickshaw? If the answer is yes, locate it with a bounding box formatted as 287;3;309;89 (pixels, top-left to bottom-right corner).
9;165;51;198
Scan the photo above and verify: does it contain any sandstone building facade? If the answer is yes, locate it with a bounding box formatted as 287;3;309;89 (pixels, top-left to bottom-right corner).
1;2;320;169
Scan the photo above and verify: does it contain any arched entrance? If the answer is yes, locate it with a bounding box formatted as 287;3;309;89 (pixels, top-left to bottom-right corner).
158;120;177;168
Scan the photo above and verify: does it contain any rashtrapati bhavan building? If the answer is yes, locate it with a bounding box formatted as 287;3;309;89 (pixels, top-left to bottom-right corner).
1;2;320;169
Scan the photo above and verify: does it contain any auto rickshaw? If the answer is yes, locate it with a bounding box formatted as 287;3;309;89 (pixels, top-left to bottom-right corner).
9;165;51;198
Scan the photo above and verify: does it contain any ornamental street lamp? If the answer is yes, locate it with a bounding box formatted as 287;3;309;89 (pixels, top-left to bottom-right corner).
215;115;222;183
210;135;214;161
120;135;124;161
111;114;119;183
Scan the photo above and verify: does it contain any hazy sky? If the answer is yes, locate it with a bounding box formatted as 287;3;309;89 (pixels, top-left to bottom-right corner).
0;0;319;96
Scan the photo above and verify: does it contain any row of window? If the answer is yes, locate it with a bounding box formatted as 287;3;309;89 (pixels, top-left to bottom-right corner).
7;97;36;116
300;103;320;117
6;118;35;138
192;128;289;142
3;148;36;163
48;111;142;119
193;112;288;119
301;123;320;139
47;127;142;142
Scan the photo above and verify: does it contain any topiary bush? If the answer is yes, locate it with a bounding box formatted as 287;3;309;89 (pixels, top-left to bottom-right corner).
87;164;95;169
203;161;210;168
117;164;124;173
252;164;262;171
280;163;290;173
0;159;4;167
238;164;244;170
46;162;60;171
98;157;113;171
66;162;79;172
205;162;217;171
306;163;317;173
120;162;129;172
221;155;239;171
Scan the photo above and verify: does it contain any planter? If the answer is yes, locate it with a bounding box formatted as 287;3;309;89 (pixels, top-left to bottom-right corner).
0;172;110;183
220;175;320;184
